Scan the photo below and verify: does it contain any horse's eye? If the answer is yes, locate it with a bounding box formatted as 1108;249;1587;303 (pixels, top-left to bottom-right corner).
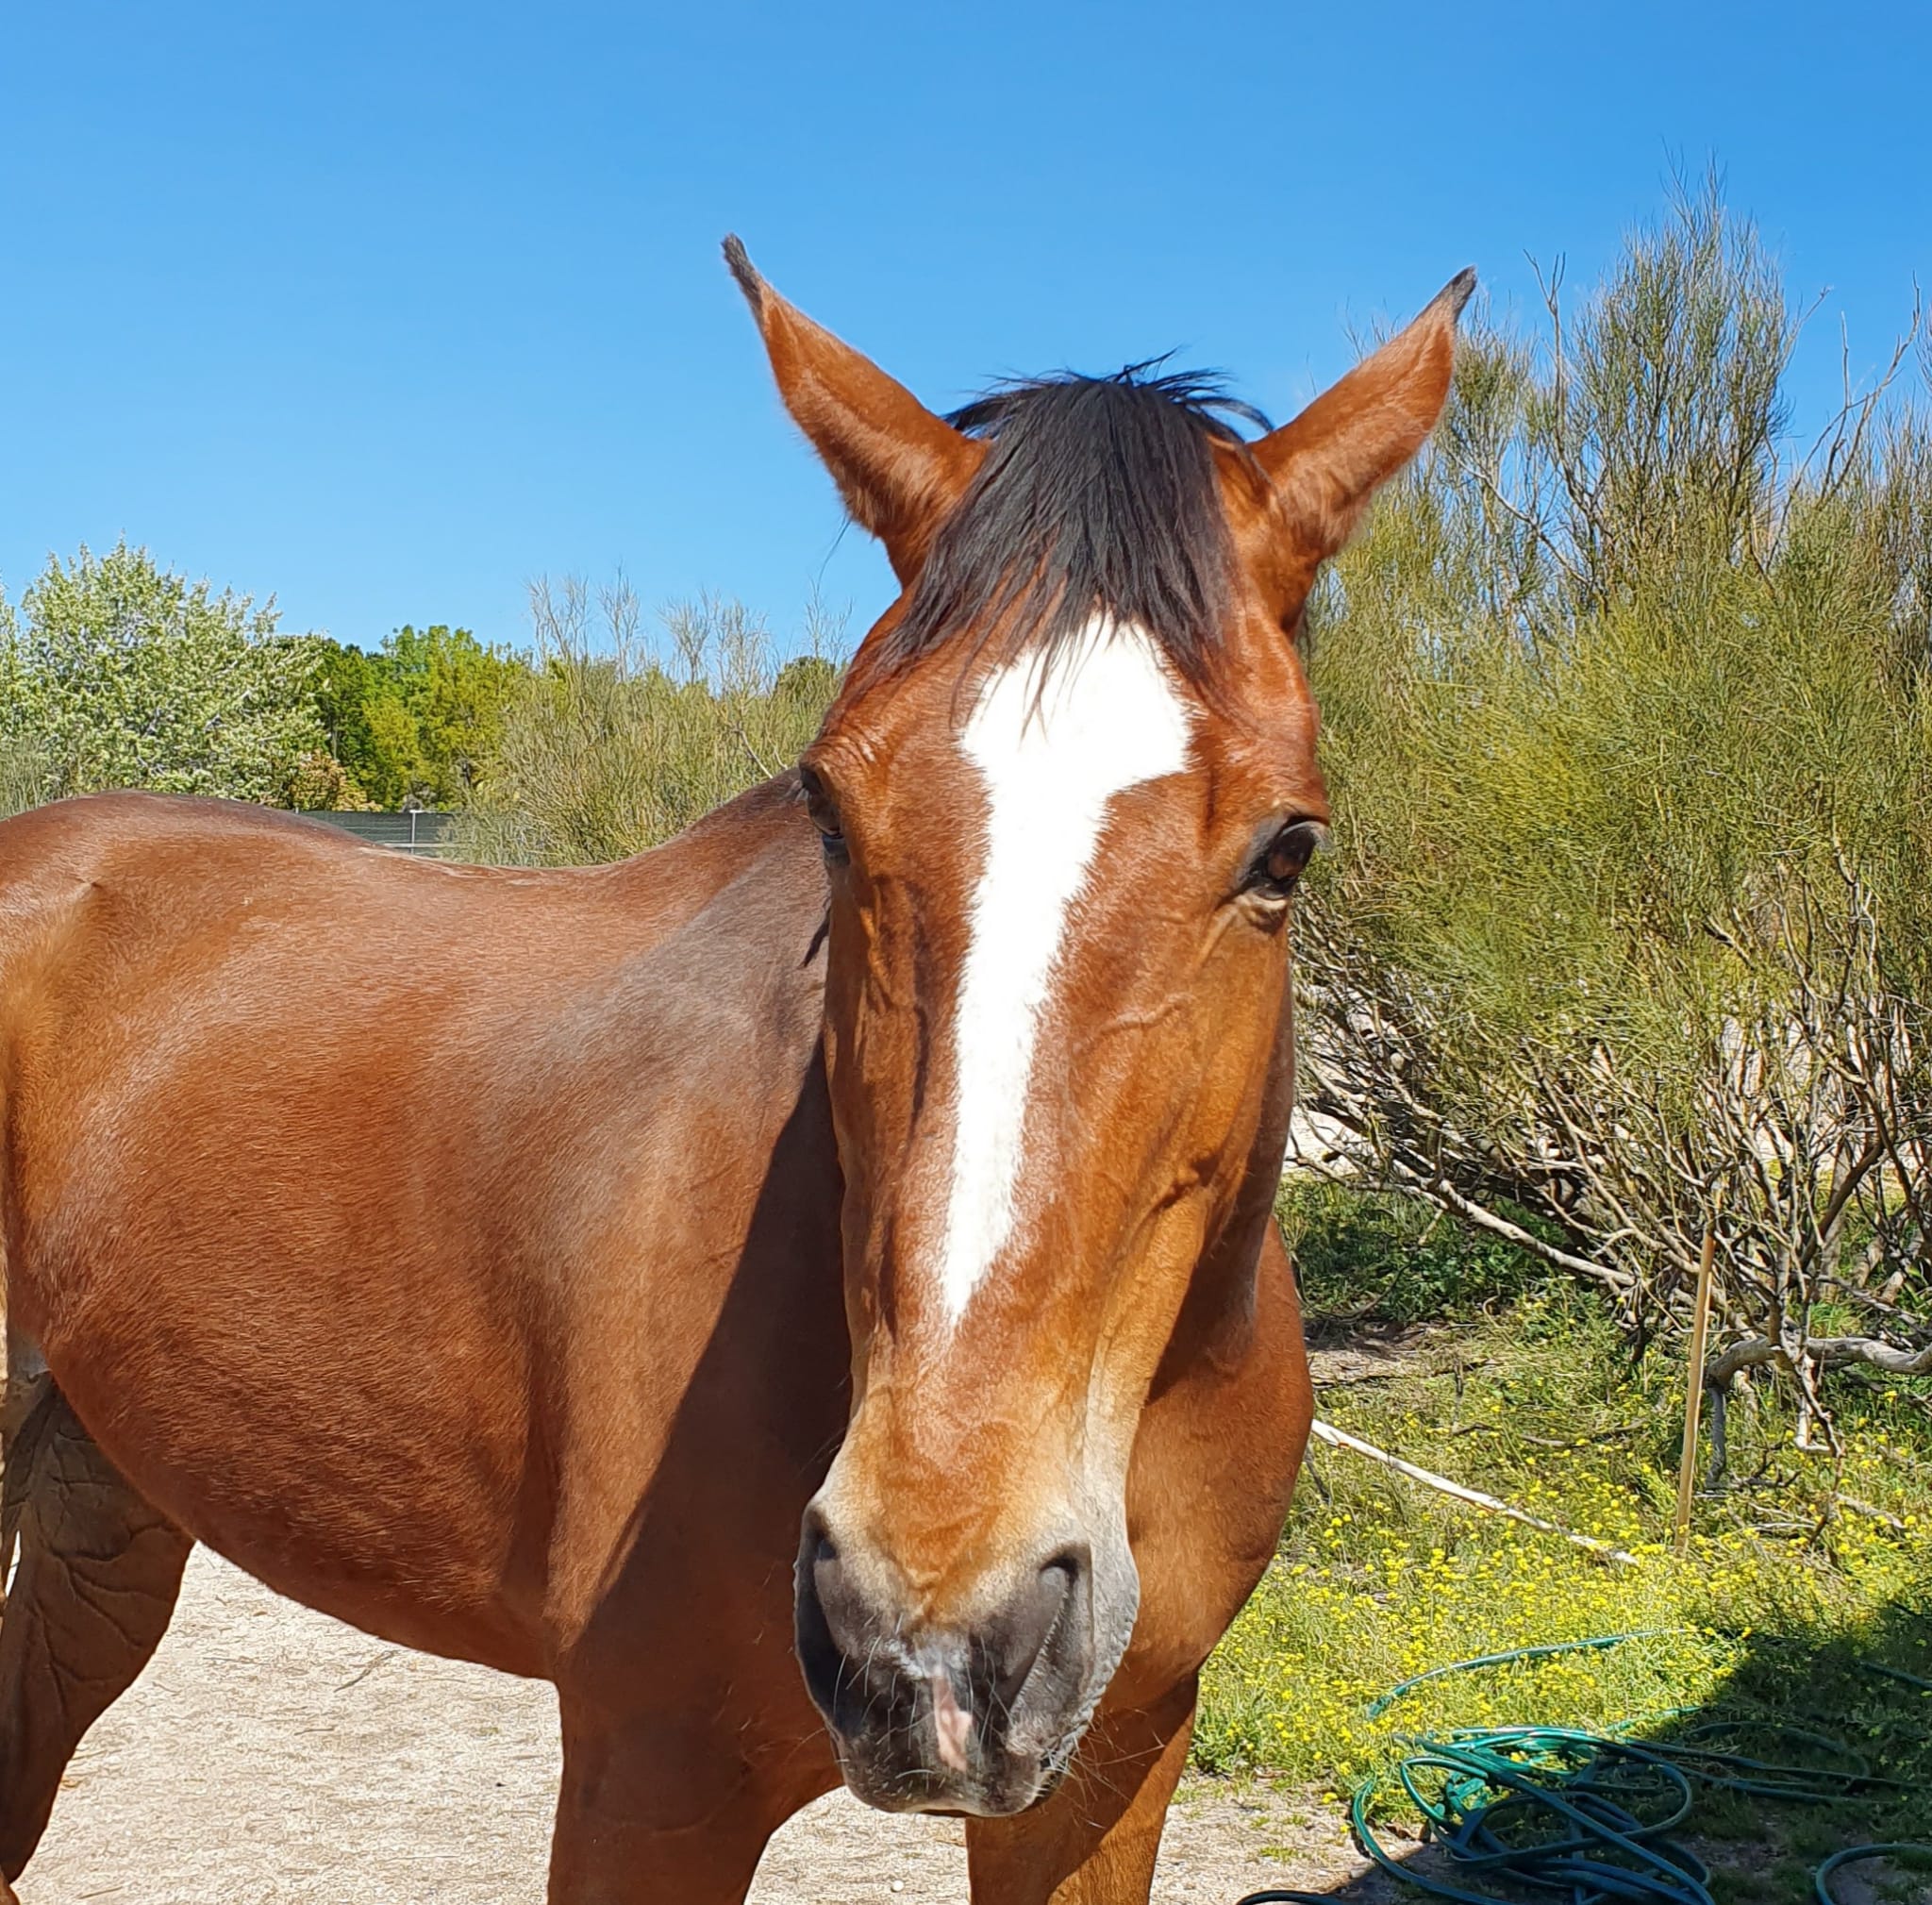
799;766;847;860
1251;820;1326;897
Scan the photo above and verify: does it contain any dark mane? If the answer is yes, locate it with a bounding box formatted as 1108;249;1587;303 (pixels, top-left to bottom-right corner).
878;361;1270;690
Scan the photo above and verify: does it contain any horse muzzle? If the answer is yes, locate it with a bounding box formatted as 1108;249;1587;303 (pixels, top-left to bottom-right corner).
792;1512;1102;1815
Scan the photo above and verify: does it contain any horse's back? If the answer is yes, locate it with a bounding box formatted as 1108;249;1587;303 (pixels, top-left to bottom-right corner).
0;784;836;1674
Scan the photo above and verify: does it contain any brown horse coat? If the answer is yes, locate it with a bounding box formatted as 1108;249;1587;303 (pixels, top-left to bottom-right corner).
0;785;1301;1899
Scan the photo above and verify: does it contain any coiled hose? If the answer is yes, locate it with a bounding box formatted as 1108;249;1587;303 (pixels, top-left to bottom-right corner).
1234;1633;1932;1905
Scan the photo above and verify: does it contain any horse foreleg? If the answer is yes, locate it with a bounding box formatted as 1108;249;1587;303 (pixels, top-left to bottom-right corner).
0;1380;192;1884
546;1695;801;1905
965;1679;1197;1905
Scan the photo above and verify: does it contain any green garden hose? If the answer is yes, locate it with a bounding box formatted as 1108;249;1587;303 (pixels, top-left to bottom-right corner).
1235;1632;1932;1905
1864;1659;1932;1694
1363;1632;1682;1722
1814;1843;1932;1904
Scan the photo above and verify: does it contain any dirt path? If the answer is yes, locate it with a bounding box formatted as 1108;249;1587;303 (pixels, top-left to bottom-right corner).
19;1550;1390;1904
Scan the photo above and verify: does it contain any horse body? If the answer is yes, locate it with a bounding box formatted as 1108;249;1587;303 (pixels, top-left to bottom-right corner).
0;786;836;1859
0;242;1468;1900
0;780;1308;1899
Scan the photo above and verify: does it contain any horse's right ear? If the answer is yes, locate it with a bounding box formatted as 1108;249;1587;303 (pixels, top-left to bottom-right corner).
724;238;985;584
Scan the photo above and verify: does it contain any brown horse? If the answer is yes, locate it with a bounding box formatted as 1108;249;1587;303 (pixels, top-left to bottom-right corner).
0;242;1469;1902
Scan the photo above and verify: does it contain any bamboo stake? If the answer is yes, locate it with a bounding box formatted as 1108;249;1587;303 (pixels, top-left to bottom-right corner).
1673;1217;1722;1555
1307;1418;1640;1566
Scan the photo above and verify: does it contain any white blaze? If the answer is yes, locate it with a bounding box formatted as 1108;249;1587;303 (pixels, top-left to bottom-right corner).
935;620;1193;1325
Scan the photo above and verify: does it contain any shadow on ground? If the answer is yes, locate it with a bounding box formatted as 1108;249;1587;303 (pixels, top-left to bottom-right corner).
1229;1595;1932;1905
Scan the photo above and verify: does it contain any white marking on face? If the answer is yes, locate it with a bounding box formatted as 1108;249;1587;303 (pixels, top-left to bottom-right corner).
935;620;1193;1325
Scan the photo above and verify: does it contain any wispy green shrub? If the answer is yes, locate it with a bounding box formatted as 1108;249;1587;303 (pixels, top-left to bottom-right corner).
1294;177;1932;1431
453;578;842;865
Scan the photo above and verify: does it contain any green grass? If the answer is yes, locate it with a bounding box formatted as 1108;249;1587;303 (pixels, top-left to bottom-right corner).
1195;1183;1932;1898
1284;1178;1566;1324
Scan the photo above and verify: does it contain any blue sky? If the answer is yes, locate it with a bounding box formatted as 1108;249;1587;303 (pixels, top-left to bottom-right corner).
4;2;1928;658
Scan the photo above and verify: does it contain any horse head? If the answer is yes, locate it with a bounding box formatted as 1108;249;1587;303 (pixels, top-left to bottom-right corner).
728;237;1470;1815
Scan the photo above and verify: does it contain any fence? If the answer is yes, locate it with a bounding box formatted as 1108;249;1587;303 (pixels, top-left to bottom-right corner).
302;810;457;856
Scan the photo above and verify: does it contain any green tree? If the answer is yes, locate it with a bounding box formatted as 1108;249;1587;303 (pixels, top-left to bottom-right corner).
313;625;528;809
0;542;325;804
310;640;381;796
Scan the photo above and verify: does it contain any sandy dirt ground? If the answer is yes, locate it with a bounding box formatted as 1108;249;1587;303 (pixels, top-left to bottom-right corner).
18;1550;1400;1905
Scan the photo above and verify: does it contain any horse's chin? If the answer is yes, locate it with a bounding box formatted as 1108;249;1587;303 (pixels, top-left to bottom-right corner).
831;1734;1076;1819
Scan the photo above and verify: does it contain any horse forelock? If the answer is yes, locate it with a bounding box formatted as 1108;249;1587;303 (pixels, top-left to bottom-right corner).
871;364;1268;699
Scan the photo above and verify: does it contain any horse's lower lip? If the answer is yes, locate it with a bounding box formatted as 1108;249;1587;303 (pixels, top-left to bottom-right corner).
833;1742;1050;1818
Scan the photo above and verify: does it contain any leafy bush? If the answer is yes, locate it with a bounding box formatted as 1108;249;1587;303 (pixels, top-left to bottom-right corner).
0;541;326;805
0;735;51;820
1280;1179;1557;1325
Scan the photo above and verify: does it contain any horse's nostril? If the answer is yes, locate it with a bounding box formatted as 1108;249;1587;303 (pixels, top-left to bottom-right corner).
794;1516;855;1730
799;1507;836;1566
1041;1547;1084;1593
797;1514;844;1618
981;1545;1088;1712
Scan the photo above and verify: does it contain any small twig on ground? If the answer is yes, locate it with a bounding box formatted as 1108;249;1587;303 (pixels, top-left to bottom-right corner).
1308;1418;1641;1565
1835;1494;1909;1532
334;1648;400;1694
1442;1423;1642;1451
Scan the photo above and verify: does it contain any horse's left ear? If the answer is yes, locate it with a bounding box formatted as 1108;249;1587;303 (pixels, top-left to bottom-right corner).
725;237;986;583
1251;268;1475;565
